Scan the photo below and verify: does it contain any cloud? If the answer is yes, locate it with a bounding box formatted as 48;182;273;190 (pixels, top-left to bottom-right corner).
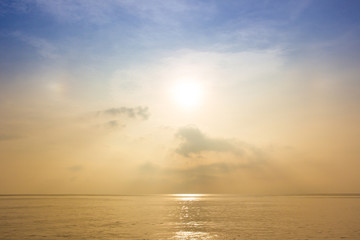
175;126;241;157
100;106;149;120
134;134;298;193
87;106;149;130
174;126;268;177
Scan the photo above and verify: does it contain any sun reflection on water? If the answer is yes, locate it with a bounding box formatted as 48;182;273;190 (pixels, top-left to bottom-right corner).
168;194;217;239
171;231;215;240
173;194;204;201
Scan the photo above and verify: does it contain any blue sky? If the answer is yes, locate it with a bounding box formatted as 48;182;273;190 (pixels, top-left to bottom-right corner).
1;0;360;68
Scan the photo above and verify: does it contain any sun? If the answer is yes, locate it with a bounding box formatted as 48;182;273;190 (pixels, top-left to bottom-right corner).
172;81;204;108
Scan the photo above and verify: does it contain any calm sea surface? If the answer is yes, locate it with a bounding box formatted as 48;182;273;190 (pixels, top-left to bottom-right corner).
0;194;360;239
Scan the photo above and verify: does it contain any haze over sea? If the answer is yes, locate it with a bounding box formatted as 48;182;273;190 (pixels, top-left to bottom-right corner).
2;1;360;239
1;194;360;240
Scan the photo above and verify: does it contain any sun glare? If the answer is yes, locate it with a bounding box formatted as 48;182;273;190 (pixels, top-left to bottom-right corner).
172;81;203;108
173;194;203;201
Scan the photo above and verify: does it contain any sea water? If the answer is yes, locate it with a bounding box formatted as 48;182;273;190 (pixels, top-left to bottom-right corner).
1;194;360;239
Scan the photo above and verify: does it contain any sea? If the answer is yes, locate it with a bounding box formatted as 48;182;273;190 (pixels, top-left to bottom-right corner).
0;194;359;239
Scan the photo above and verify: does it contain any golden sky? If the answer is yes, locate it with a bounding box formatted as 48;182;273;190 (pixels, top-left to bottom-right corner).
1;0;360;194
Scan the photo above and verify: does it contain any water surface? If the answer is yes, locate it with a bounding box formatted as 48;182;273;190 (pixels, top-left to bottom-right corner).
1;194;359;239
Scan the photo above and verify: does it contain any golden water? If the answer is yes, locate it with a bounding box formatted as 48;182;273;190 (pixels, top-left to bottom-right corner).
1;194;360;239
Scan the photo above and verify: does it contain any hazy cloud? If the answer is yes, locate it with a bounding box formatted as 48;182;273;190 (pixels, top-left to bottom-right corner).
136;160;266;193
175;126;240;157
101;106;149;120
90;106;149;130
139;161;231;180
170;162;233;183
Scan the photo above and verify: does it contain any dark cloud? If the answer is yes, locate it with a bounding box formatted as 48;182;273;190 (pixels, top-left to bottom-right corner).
101;106;149;120
175;126;241;157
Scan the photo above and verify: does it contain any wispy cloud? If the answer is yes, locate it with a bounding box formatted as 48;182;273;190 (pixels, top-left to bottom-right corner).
85;106;150;129
100;106;149;120
26;0;214;25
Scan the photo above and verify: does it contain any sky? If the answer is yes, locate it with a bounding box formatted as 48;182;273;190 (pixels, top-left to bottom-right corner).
1;0;360;194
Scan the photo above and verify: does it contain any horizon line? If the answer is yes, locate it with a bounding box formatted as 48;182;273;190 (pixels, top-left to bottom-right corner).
1;193;360;197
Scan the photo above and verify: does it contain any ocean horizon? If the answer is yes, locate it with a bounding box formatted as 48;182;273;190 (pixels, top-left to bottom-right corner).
1;194;360;239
